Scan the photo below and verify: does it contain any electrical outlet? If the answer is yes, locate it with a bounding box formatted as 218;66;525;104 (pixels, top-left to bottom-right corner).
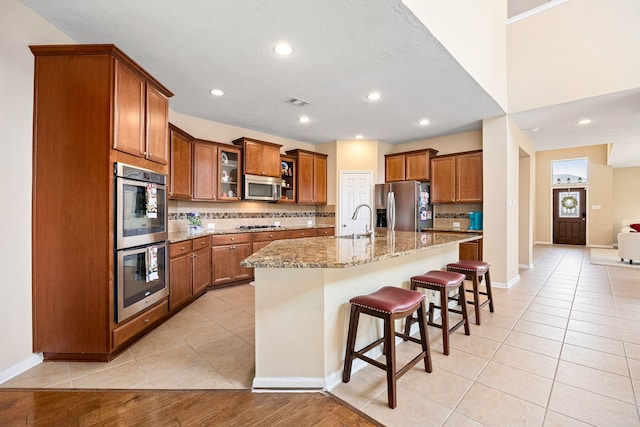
307;220;313;226
274;221;281;227
207;223;215;229
453;222;460;227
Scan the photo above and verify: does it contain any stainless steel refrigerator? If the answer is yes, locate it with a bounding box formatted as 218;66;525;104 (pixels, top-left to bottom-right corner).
375;181;432;231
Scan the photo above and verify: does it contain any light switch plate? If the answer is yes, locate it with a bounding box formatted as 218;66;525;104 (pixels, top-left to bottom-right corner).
453;222;460;227
207;223;215;229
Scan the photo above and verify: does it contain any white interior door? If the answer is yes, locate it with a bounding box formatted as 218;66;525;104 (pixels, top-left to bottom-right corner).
339;171;373;235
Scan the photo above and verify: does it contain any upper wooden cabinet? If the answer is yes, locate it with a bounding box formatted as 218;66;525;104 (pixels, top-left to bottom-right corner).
113;58;171;165
385;148;438;182
193;140;242;202
233;137;283;177
431;150;483;204
168;124;193;200
286;149;327;205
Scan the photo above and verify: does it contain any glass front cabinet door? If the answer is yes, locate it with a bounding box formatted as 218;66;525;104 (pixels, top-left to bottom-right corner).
218;146;241;200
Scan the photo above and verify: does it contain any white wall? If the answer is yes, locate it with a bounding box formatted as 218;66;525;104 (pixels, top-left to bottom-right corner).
507;0;640;112
402;0;509;112
0;0;74;375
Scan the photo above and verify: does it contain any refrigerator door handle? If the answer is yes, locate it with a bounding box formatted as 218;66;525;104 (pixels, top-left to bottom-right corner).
387;191;396;231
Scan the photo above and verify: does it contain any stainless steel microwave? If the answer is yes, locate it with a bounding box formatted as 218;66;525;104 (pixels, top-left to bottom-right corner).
244;174;282;201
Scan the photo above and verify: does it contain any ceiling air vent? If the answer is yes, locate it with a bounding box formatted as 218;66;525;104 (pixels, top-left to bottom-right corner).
285;98;310;107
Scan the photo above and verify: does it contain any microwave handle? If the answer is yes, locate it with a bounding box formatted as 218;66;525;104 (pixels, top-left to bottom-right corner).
274;184;281;199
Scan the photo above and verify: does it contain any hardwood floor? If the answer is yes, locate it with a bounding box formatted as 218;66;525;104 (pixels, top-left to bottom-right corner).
0;389;380;426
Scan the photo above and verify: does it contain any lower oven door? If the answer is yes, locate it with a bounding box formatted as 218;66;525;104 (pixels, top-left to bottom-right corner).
116;242;168;323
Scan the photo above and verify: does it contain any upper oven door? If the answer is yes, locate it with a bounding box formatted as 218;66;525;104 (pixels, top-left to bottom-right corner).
116;167;167;249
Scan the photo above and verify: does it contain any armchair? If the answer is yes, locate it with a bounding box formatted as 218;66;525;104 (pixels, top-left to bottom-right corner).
618;219;640;265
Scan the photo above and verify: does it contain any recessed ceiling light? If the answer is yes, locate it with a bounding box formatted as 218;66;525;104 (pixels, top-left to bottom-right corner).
419;119;430;126
577;119;592;125
355;134;364;139
274;43;293;56
367;92;381;101
209;89;224;96
298;115;310;123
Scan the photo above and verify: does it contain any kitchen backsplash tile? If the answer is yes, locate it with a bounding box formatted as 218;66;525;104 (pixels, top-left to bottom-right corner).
433;203;483;229
168;200;335;232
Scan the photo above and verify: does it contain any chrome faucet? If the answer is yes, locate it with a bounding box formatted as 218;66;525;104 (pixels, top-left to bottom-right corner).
351;203;374;238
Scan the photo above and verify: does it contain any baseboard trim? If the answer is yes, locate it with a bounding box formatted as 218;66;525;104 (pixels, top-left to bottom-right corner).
0;353;43;384
519;263;534;270
252;376;326;390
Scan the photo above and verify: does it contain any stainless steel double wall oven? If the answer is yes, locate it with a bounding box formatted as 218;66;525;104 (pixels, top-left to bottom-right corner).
114;162;168;323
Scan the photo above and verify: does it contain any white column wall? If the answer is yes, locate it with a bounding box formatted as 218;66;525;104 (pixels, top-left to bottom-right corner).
0;0;74;378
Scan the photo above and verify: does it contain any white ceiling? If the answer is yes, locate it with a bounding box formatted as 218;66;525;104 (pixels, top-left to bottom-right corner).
20;0;640;167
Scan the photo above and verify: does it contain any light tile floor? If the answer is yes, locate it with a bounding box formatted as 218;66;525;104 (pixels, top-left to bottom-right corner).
4;245;640;426
1;284;256;390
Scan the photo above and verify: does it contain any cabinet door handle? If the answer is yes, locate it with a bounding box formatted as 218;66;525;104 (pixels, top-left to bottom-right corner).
144;318;150;324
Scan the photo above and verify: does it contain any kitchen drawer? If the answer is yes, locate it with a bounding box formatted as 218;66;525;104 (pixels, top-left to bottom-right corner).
112;299;168;349
169;240;193;258
315;228;335;237
211;233;252;246
288;229;314;239
192;236;211;251
252;230;290;243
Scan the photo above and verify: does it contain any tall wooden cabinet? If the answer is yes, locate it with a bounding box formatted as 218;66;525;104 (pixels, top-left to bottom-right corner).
286;149;328;205
30;44;173;361
431;151;483;204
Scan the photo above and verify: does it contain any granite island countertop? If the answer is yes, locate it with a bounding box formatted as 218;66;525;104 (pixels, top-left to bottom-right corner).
168;224;334;243
242;230;482;269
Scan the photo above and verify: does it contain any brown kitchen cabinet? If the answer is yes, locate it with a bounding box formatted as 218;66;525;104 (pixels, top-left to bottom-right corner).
169;236;211;311
459;239;483;261
314;227;335;237
169;240;194;310
286;149;327;205
192;237;212;295
233;137;283;177
211;233;253;286
30;44;173;361
193;140;242;202
113;59;171;165
385;148;438;183
168;124;193;200
431;150;483;204
280;155;296;203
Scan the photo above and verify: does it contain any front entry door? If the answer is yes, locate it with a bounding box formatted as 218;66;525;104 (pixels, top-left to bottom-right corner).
553;188;586;245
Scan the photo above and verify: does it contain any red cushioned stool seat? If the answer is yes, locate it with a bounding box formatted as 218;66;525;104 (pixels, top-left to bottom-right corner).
404;270;469;355
446;260;494;325
343;286;432;409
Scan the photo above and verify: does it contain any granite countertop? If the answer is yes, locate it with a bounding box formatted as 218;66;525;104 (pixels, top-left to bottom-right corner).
167;224;334;243
422;227;483;234
241;230;482;269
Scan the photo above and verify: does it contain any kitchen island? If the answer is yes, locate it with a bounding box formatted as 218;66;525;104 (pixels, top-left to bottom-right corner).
241;230;482;390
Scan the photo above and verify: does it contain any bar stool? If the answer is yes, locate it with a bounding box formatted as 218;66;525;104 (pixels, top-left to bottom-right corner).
446;260;494;325
342;286;432;409
404;270;470;355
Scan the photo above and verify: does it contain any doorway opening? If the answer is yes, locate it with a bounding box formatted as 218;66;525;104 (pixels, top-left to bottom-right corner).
552;188;586;245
